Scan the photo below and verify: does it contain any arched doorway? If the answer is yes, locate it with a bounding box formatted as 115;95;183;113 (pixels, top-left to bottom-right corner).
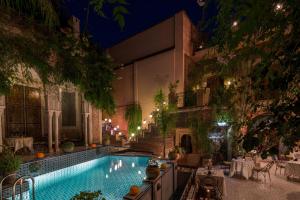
181;134;192;153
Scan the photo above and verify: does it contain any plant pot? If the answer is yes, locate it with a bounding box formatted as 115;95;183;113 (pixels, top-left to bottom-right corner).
61;142;75;153
104;139;110;146
129;185;140;196
35;152;45;159
146;166;160;180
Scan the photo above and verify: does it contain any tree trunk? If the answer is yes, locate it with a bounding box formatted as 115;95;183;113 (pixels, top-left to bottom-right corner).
163;135;166;158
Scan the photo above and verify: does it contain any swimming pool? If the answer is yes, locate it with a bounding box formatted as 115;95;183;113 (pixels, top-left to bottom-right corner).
24;156;149;200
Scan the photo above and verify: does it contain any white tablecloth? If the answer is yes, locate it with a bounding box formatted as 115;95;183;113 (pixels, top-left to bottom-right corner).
230;159;255;179
285;161;300;178
5;137;34;152
196;168;226;196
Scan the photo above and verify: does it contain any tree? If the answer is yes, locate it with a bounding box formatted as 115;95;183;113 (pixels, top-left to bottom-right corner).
153;89;177;158
0;0;128;115
197;0;300;154
125;103;142;135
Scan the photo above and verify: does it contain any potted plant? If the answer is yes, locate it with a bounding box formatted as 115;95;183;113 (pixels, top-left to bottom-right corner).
145;159;160;180
71;190;105;200
168;150;178;160
129;185;140;196
104;135;110;146
0;147;22;183
61;141;75;153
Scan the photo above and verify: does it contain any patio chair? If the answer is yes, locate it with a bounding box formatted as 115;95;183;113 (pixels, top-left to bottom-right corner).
275;160;286;175
252;161;274;183
197;175;222;200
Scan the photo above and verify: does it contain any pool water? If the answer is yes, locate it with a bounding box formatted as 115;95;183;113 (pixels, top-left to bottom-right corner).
27;156;149;200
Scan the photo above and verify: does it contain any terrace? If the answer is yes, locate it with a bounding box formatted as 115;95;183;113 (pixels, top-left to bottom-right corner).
0;0;300;200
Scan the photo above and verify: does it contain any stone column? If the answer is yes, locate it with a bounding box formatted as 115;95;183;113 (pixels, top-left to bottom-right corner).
88;114;93;145
54;111;61;152
48;111;54;153
84;113;88;147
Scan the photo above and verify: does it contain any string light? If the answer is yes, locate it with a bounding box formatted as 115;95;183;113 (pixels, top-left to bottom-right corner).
275;3;283;11
131;133;135;137
104;118;107;122
108;119;112;123
118;132;122;135
149;114;153;118
137;126;141;130
156;108;160;111
143;120;147;124
232;21;238;27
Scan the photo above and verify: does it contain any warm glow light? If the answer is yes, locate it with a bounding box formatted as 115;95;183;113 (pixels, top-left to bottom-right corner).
156;108;160;111
217;121;227;127
163;101;167;105
116;125;120;129
118;132;122;135
149;114;153;118
104;118;108;122
113;127;117;131
137;126;141;130
275;3;283;11
143;120;147;124
131;133;135;137
108;119;112;123
232;21;238;27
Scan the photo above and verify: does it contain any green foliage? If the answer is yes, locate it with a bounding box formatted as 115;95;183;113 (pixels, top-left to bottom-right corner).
71;191;105;200
61;141;75;153
0;147;22;174
125;103;142;134
153;89;177;157
197;0;300;152
0;9;116;114
90;0;129;29
190;119;212;155
0;0;59;28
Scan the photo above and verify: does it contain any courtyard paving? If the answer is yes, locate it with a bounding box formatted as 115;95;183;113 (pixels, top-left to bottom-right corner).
224;167;300;200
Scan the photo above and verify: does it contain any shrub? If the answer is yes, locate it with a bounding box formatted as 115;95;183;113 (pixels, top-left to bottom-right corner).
0;148;22;175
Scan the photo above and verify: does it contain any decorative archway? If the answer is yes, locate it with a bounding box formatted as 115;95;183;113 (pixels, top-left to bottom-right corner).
181;134;192;153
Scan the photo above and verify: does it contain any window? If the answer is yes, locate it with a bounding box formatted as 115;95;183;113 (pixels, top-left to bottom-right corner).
61;92;76;127
6;85;41;137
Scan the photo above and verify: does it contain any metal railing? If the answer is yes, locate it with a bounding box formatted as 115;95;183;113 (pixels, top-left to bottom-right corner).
12;175;35;200
0;173;35;200
0;173;21;200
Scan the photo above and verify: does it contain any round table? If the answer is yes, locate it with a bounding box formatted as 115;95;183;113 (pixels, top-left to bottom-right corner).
230;159;255;179
285;161;300;178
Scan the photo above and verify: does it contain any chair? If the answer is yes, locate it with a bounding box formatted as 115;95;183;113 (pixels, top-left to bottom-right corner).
252;161;274;182
275;160;286;175
197;175;222;200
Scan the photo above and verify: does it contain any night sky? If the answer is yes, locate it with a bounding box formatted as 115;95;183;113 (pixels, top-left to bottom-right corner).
64;0;208;49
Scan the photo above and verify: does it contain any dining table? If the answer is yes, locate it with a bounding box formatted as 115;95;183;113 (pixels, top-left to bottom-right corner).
196;168;226;196
285;160;300;178
5;137;34;152
229;158;255;180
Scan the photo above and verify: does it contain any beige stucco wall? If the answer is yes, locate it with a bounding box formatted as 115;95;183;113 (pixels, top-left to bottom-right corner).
113;64;134;107
135;49;176;120
110;11;197;134
109;17;175;64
